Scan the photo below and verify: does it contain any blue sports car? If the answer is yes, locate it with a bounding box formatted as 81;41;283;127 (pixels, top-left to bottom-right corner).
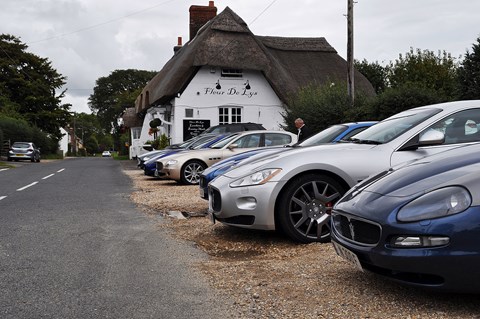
331;142;480;293
199;122;377;199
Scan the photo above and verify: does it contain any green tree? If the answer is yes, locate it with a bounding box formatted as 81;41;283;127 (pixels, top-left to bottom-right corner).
88;69;156;141
354;59;388;94
457;36;480;100
386;48;459;100
0;34;71;141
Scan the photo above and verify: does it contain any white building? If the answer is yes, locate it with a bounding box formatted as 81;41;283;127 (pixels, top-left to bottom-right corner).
124;2;374;159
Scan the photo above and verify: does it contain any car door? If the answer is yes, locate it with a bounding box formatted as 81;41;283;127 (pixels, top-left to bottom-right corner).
219;132;262;159
391;108;480;166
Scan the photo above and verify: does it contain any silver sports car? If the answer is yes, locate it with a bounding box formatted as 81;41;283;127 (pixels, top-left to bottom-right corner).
156;130;297;185
208;100;480;243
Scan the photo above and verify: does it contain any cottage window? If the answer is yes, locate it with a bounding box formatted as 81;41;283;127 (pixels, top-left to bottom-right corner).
185;108;194;118
221;69;243;78
219;107;242;124
132;127;141;139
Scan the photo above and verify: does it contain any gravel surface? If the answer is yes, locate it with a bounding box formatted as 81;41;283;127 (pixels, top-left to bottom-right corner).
121;161;480;319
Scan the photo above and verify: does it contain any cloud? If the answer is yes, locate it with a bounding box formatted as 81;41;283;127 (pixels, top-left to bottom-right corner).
2;0;480;114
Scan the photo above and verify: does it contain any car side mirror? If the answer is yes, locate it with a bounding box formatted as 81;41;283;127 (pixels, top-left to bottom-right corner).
419;129;445;146
228;143;239;150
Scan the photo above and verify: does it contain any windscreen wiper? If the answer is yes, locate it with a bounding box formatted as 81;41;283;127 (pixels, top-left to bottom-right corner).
349;138;383;145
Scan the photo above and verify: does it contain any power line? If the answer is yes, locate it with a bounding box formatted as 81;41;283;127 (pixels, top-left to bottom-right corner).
249;0;280;25
27;0;177;45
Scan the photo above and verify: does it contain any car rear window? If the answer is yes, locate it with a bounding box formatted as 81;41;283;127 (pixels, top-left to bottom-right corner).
13;143;30;149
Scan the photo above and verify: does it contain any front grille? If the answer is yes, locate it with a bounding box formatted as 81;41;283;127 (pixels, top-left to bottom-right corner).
209;187;222;212
332;211;381;246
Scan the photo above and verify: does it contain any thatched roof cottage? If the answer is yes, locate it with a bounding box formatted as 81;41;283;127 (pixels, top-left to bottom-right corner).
125;1;374;158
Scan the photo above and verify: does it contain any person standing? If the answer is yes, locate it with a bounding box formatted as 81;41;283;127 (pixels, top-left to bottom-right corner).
295;118;312;142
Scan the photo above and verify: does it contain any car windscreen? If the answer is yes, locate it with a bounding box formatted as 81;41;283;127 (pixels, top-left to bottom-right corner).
350;108;442;144
209;134;240;149
300;125;347;146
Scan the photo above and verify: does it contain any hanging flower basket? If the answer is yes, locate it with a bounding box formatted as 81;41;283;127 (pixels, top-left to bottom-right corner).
148;127;159;136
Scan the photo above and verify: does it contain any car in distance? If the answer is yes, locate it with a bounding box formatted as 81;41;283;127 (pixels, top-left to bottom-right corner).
199;122;377;200
102;151;111;157
8;142;40;162
331;142;480;293
156;130;297;185
207;100;480;243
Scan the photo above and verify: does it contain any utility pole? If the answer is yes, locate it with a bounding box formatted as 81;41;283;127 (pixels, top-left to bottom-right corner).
347;0;354;107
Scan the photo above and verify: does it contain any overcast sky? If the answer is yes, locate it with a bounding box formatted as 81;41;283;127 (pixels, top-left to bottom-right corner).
2;0;479;113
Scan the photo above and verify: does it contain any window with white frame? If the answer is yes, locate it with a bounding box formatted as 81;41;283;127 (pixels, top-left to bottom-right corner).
132;127;141;139
219;107;242;124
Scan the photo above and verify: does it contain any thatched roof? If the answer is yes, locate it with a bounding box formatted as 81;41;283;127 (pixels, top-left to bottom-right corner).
134;6;375;113
122;107;143;128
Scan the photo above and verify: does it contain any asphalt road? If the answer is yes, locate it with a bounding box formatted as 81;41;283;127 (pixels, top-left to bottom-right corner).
0;158;234;319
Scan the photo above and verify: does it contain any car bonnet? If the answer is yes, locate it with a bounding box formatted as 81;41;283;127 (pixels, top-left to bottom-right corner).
221;142;378;179
354;144;480;200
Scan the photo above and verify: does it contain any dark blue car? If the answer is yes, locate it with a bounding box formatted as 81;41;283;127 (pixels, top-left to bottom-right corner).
199;122;377;199
331;142;480;293
143;134;231;176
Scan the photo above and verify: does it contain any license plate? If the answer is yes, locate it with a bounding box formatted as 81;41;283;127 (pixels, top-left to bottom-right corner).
333;242;363;272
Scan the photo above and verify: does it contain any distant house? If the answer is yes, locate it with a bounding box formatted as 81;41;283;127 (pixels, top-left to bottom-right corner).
124;1;374;159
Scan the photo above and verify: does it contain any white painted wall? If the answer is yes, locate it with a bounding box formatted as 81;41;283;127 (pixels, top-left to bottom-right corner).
58;127;69;156
171;67;285;143
132;67;287;154
129;108;167;159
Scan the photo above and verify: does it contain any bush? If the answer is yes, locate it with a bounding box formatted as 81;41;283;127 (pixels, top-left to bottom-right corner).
283;82;373;134
352;83;447;121
0;115;59;155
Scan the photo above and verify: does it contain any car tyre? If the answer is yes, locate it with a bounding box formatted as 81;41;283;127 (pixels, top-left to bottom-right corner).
277;174;346;243
180;160;206;185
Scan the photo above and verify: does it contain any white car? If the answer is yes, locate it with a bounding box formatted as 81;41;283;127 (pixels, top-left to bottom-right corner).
102;151;111;157
155;130;298;185
208;100;480;243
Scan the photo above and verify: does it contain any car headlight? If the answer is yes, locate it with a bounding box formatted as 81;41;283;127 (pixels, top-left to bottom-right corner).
397;186;472;222
230;168;281;188
165;160;178;167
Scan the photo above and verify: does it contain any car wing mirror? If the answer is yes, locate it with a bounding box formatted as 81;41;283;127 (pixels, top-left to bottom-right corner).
228;143;239;150
419;129;445;146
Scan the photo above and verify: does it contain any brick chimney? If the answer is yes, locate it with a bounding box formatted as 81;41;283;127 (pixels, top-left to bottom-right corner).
189;1;217;41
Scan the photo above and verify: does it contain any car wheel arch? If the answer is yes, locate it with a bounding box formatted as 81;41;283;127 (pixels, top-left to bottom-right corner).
273;169;351;236
180;159;208;184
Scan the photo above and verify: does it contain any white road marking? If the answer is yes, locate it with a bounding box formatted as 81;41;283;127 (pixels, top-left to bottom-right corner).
57;168;65;173
0;168;9;172
42;174;55;180
17;182;38;191
0;196;6;201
